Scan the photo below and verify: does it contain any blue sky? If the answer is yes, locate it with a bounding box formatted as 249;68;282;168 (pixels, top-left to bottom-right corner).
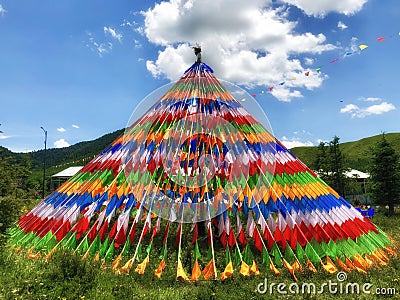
0;0;398;152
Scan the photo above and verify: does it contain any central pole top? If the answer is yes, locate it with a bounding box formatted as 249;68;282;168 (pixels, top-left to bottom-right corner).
193;46;201;63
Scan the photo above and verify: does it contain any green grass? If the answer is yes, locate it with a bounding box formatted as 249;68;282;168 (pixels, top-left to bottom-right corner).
1;213;400;299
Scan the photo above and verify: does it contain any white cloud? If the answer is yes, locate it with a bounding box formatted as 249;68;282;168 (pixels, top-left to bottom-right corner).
142;0;336;102
340;102;396;118
54;139;70;148
337;21;348;30
121;19;135;28
0;4;6;16
134;39;142;49
340;103;359;113
281;0;367;17
270;88;303;102
359;96;382;102
86;33;113;57
281;136;314;149
104;26;123;42
304;57;314;66
365;102;396;115
57;127;66;132
72;124;80;129
0;134;11;139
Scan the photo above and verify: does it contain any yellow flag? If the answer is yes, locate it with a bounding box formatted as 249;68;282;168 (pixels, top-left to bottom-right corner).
345;257;356;270
27;247;41;260
177;258;189;281
202;259;216;280
44;245;58;262
81;249;90;261
321;256;337;274
371;250;387;266
112;253;123;272
191;260;202;282
118;257;134;274
154;258;166;279
270;261;280;275
240;261;250;276
250;260;260;276
135;255;150;275
336;257;351;272
353;254;369;270
94;252;100;262
306;259;317;274
221;260;234;281
386;246;397;257
292;260;303;272
282;258;297;281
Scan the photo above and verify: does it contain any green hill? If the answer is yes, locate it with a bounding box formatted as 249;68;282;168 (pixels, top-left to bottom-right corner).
290;132;400;172
1;129;124;173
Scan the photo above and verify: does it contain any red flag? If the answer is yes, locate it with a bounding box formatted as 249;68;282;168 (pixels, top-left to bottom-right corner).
73;216;89;239
220;231;227;248
162;222;170;245
228;228;236;248
88;223;98;242
98;219;109;241
252;228;263;252
274;227;286;249
115;228;126;248
108;221;118;240
263;228;274;250
55;220;71;242
238;227;247;246
176;223;182;246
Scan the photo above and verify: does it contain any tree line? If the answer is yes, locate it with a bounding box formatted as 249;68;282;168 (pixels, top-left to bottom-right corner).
312;134;400;216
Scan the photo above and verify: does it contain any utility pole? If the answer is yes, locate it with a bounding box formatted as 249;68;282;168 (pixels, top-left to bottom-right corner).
40;126;47;199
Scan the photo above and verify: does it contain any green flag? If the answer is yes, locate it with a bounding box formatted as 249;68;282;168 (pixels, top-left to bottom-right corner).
146;242;153;255
104;240;115;261
64;233;77;250
242;244;254;265
76;236;90;255
225;247;231;266
305;243;320;265
261;247;271;266
194;241;201;261
100;238;110;257
284;244;297;264
270;243;283;267
295;243;306;263
89;235;101;256
233;247;241;267
121;238;130;257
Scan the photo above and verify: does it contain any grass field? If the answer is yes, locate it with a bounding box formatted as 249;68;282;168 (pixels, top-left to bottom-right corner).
1;212;400;300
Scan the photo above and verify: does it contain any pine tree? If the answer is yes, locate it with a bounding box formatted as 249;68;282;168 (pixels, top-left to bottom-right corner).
327;136;347;196
313;136;348;196
370;134;400;216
